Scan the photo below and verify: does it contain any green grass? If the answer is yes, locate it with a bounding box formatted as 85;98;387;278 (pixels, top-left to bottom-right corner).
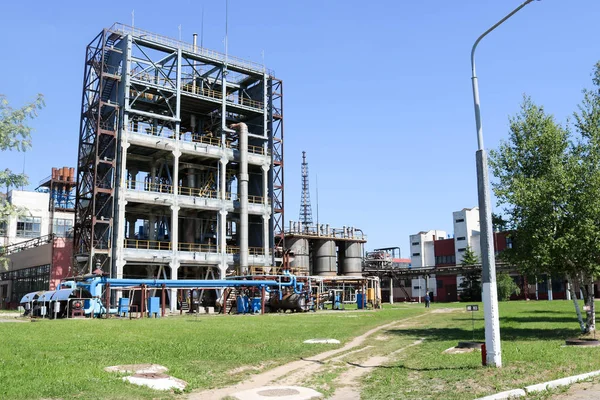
4;301;598;400
361;300;600;399
0;306;423;400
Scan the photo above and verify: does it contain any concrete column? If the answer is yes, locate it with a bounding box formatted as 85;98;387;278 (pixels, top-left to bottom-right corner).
150;164;157;188
547;275;553;301
169;261;179;312
148;214;156;241
566;280;571;300
129;168;138;190
535;276;539;300
171;205;180;255
127;216;136;239
219;158;228;201
389;277;394;304
262;214;269;265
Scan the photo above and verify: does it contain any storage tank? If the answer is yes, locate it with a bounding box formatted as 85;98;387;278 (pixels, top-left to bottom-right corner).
288;237;309;272
342;241;362;276
313;239;336;276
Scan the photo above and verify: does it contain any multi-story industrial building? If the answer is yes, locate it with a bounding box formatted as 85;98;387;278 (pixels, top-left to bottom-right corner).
74;24;284;292
409;230;447;268
0;167;75;308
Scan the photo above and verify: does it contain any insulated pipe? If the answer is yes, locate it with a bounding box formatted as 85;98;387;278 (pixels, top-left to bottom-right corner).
230;122;249;274
84;273;299;297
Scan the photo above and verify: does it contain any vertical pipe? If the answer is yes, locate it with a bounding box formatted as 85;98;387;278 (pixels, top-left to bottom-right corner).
105;282;111;318
161;283;166;317
548;275;553;301
261;286;266;315
389;276;394;304
231;123;249;274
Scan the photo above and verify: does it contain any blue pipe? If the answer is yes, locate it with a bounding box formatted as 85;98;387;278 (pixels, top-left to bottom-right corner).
83;274;301;297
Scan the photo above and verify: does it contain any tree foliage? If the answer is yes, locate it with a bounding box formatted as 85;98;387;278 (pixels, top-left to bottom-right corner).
490;63;600;332
0;94;44;264
496;273;520;301
459;246;481;302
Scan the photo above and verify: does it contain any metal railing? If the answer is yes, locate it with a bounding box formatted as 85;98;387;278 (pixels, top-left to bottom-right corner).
178;242;218;253
109;23;273;76
177;186;220;199
124;240;266;257
0;234;54;256
126;180;173;194
124;239;172;251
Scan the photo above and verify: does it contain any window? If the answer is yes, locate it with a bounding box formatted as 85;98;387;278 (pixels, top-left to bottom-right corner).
435;255;456;265
0;221;6;236
457;248;466;252
53;218;73;237
411;242;419;246
456;236;465;241
16;216;41;238
455;218;465;223
412;252;420;256
437;280;444;289
506;236;513;249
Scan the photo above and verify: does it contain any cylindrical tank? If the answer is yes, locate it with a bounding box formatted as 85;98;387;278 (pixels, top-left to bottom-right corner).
313;239;337;276
62;167;69;180
342;241;362;276
69;167;75;181
288;237;309;271
269;292;306;312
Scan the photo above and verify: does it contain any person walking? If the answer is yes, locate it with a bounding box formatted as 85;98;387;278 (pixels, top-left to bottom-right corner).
424;293;431;308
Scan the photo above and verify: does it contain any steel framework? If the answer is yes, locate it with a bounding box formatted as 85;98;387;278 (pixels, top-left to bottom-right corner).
74;24;285;277
74;29;122;275
299;151;313;226
268;78;284;257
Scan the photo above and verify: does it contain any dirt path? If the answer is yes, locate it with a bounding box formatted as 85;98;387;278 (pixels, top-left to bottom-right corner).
188;311;434;399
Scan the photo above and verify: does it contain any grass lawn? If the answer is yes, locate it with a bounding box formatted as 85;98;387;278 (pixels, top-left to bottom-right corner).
362;300;600;399
0;306;423;400
2;301;598;399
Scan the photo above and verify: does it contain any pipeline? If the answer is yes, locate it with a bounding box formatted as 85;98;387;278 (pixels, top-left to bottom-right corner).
230;122;249;275
81;273;300;298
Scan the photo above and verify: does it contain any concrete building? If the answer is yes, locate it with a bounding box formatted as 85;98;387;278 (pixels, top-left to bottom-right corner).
409;230;447;268
452;207;481;264
0;173;75;309
73;24;284;310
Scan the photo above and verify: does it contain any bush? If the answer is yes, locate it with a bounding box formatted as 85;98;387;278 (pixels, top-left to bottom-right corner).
497;273;520;301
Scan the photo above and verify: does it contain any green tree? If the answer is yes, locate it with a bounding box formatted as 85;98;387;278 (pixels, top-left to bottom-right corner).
496;273;520;301
458;246;481;302
489;79;600;332
0;94;44;265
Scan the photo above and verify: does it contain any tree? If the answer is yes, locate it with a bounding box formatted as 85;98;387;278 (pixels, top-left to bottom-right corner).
489;79;600;333
458;246;481;302
0;94;44;265
496;273;520;301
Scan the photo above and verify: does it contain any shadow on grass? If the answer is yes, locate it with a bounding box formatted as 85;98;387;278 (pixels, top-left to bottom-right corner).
499;316;578;324
385;326;580;341
345;360;478;371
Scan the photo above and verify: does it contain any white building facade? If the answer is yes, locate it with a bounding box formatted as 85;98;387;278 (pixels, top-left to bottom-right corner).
1;190;74;248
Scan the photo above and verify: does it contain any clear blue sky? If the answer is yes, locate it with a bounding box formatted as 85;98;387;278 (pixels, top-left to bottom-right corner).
1;0;598;256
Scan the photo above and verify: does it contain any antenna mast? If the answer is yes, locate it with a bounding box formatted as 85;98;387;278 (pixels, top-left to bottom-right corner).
299;151;313;227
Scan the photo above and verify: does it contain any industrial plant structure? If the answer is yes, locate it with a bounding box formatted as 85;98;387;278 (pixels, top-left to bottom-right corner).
74;24;284;287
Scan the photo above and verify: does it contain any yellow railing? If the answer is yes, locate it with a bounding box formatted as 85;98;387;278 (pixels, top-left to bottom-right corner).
178;242;218;253
126;180;173;194
178;186;220;199
188;134;224;147
125;239;172;251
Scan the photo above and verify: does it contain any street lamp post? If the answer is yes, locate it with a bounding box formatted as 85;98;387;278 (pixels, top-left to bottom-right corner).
471;0;537;368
